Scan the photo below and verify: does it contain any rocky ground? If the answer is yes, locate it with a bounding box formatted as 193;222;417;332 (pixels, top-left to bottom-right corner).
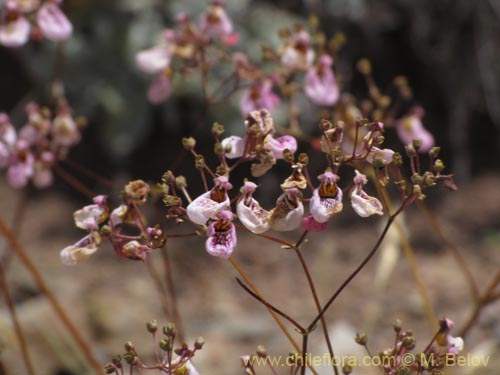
1;174;499;375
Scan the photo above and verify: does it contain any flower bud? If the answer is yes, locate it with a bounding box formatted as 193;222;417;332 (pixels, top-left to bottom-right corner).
123;352;137;365
342;365;353;374
124;341;134;351
162;170;175;183
104;363;116;374
146;320;158;333
212;122;225;136
214;142;224;155
412;138;422;151
434;159;445;173
163;323;177;338
405;143;416;158
411;173;422;185
112;355;122;366
392;152;403;166
357;58;372;75
163;195;182;207
194;336;205;350
282;149;295;164
402;336;416;350
100;225;111;236
396;366;410;375
195;155;205;169
159;338;173;351
256;345;267;358
175;176;187;189
423;172;436;187
429;146;440;158
393;319;402;332
355;332;367;346
182;137;196;150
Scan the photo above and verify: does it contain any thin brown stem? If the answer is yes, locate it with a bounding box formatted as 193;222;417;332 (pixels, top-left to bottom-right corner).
300;334;309;375
0;262;34;375
0;216;104;375
145;258;173;319
161;250;185;343
236;277;305;332
308;202;406;331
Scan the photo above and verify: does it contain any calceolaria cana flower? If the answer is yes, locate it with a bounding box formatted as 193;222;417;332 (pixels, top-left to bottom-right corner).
305;55;339;107
350;170;383;217
310;170;343;223
186;176;232;225
269;187;304;231
236;181;270;234
205;210;237;259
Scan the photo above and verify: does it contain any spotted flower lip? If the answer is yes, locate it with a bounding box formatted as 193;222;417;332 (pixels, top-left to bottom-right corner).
350;170;383;217
237;181;270;234
37;2;73;42
205;210;237;258
186;176;232;225
305;54;339;106
396;114;435;152
59;232;101;266
310;171;343;223
269;187;304;231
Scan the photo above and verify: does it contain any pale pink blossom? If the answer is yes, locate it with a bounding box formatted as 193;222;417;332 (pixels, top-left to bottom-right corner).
199;1;233;38
305;55;339;106
236;181;269;234
73;203;106;231
396;113;434;152
269;188;304;231
60;232;101;266
136;45;172;74
147;74;172;104
310;171;343;223
0;14;30;47
205;210;237;259
281;31;314;71
350;170;383;217
7;140;34;189
37;2;73;42
186;176;232;225
110;204;128;226
221;135;245;158
267;135;297;159
32;160;53;188
301;215;327;232
366;147;394;165
240;81;280;116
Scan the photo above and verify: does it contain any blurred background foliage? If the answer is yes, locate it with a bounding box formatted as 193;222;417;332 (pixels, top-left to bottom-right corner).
1;0;499;190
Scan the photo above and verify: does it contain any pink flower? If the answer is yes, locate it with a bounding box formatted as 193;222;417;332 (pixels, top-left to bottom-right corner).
301;215;327;232
186;176;232;225
310;171;343;223
396;113;434;152
221;135;245;158
147;73;172;104
269;188;304;231
267;135;297;159
305;55;339;106
37;2;73;42
110;204;128;226
7;140;34;189
0;13;30;47
60;232;101;266
205;210;237;259
366;147;394;166
236;181;270;234
350;170;383;217
121;240;151;261
281;31;314;71
73;202;107;231
136;45;172;74
199;1;233;39
32;160;53;188
240;81;280;116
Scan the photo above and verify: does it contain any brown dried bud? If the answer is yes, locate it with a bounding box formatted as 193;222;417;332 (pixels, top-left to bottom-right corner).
124;180;150;205
163;195;182;207
434;159;445;173
342;365;353;374
159;338;172;351
182;137;196;150
212;122;225;136
104;363;116;374
195;154;205;169
124;341;134;351
214;142;224;155
256;345;267;358
163;323;177;338
298;153;309;165
412;138;422;151
392;152;403;166
162;170;175;183
402;336;416;350
429;146;440;158
282;148;295;164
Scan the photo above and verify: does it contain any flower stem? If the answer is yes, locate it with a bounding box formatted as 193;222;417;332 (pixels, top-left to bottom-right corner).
0;216;104;375
0;262;34;375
